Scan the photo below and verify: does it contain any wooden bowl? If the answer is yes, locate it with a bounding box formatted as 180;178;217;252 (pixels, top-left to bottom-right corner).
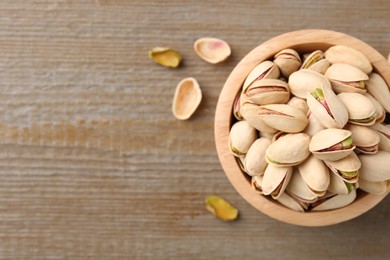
214;29;390;226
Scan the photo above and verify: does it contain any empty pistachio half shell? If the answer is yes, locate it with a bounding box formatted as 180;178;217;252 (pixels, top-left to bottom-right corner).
172;77;202;120
205;196;238;221
194;37;231;64
149;47;182;68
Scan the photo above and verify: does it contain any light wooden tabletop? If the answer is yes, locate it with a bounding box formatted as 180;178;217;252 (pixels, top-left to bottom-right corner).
0;0;390;259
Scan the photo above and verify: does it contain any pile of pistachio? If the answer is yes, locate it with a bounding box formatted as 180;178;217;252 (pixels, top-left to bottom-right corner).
230;45;390;212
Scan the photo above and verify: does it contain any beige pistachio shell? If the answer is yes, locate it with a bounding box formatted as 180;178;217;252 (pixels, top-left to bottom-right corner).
312;190;356;211
261;164;292;199
337;93;376;126
327;170;357;195
344;124;379;154
300;50;324;70
149;47;182;68
244;138;271;176
243;61;280;92
233;93;243;120
288;69;330;99
257;104;308;133
308;59;331;74
359;151;390;182
325;63;368;94
276;192;305;212
260;131;276;140
194;37;231;64
240;99;278;134
309;128;355;161
286;168;318;203
304;112;326;137
325;45;372;74
273;49;302;78
366;73;390;113
359;179;388;195
370;123;390;152
251;175;264;194
172;77;202;120
266;133;310;166
306;81;348;129
364;93;385;123
298;155;330;196
287;97;309;114
229;120;257;157
245;79;290;105
325;152;361;184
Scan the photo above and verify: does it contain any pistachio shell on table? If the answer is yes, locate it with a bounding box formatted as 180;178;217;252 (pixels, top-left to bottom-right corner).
276;192;305;212
244;138;271;176
359;151;390;182
194;37;231;64
303;111;326;137
148;47;182;68
327;169;358;195
337;93;376;126
370;123;390;152
243;61;280;92
288;69;330;99
344;124;379;154
172;77;202;120
325;45;373;74
325;63;368;94
244;79;290;105
366;73;390;113
309;128;355;161
364;93;385;123
261;164;292;199
298;155;330;197
306;78;349;129
359;179;388;195
229;120;257;157
286;168;318;203
273;49;302;78
324;152;361;184
311;189;356;211
240;98;278;134
205;195;238;221
251;175;264;194
287;97;309;115
300;50;324;70
266;133;310;167
257;104;308;133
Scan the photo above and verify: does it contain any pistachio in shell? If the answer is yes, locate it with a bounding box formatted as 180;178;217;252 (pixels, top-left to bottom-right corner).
300;50;324;70
344;124;379;154
288;69;330;99
273;49;302;78
366;73;390;113
276;192;305;212
327;169;357;195
359;151;390;182
359;179;388;195
149;47;182;68
266;133;310;166
364;93;386;123
309;128;355;161
244;79;290;105
325;45;372;74
194;37;231;64
244;138;271;176
261;164;292;199
286;168;318;204
243;61;280;92
337;93;376;126
205;195;238;221
325;63;368;94
307;59;331;75
172;77;202;120
287;97;309;115
304;112;326;137
298;155;330;197
311;189;356;211
370;123;390;152
229;120;257;157
324;152;361;184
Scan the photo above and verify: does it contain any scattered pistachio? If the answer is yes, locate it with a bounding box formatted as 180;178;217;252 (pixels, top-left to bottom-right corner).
194;37;231;64
149;47;182;68
205;195;238;221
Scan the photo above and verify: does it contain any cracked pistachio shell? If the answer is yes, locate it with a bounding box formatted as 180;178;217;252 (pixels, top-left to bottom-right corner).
243;61;280;92
276;192;305;212
261;164;292;199
286;168;318;203
312;190;356;211
229;120;257;157
370;123;390;152
244;138;271;176
325;63;368;94
251;175;264;194
172;77;202;120
298;155;330;197
273;49;302;78
344;124;379;154
149;47;182;68
304;112;326;137
327;170;357;195
337;93;376;126
325;152;361;184
359;151;390;182
300;50;324;70
366;73;390;113
205;196;238;221
359;179;388;195
288;69;330;99
309;128;355;161
307;59;331;75
240;98;278;134
364;93;385;123
244;79;290;105
257;104;308;133
194;37;231;64
306;81;348;129
325;45;372;74
266;133;310;166
287;97;309;115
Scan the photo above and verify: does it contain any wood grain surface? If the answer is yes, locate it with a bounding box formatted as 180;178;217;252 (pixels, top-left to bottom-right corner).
0;0;390;259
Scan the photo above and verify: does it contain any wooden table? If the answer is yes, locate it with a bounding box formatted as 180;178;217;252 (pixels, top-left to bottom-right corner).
0;1;389;259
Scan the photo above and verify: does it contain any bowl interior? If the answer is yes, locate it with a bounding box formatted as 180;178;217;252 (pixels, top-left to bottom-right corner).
215;29;390;226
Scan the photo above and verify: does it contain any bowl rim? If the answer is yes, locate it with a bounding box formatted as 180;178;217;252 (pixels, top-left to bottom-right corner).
214;29;390;227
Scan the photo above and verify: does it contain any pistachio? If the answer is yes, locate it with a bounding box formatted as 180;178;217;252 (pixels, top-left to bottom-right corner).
194;37;231;64
287;97;309;115
307;59;331;74
262;164;292;199
244;79;290;105
229;121;257;157
304;112;326;137
324;152;361;183
148;47;182;68
359;179;387;195
240;98;278;134
205;196;238;221
337;93;376;126
325;63;368;94
172;77;202;120
311;190;356;211
273;49;302;78
298;155;330;196
288;69;330;99
276;192;305;212
366;73;390;113
370;123;390;152
359;151;390;182
243;61;280;92
286;168;318;203
328;170;358;195
344;124;379;154
300;50;324;69
364;93;386;123
325;45;372;74
244;138;271;176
